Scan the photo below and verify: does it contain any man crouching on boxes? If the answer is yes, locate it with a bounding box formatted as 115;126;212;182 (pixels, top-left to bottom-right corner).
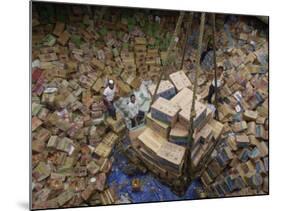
128;94;144;127
103;79;118;120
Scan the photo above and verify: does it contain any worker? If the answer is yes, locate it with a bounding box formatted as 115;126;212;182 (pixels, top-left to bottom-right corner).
186;58;194;70
200;40;213;65
128;94;144;127
205;66;225;104
103;79;117;120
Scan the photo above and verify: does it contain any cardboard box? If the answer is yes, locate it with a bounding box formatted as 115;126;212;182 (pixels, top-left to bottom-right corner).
57;31;70;46
236;134;250;148
33;162;51;182
134;44;146;53
135;37;147;45
147;49;159;57
208;119;224;140
146;112;170;138
100;188;117;205
81;185;95;201
239;33;249;41
32;139;46;153
56;137;75;155
79;75;95;89
91;57;105;70
138;127;167;155
169;122;189;146
244;110;258;121
138;147;169;177
201;170;214;186
179;100;207;130
53;22;65;37
218;103;235;121
257;141;268;157
38;53;58;62
169;70;192;91
129;76;141;89
92;78;104;93
232;121;248;132
94;142;113;158
106;113;126;134
34;127;51;143
194;123;213;148
120;71;136;86
42;34;56;47
102;132;119;147
116;79;132;97
138;127;185;172
151;97;180;127
56;191;75;206
87;160;100;175
157;141;185;170
47;136;59;148
170;87;200;109
148;80;176;100
255;124;266;139
128;126;146;144
121;52;135;64
247;121;256;135
32;116;43;131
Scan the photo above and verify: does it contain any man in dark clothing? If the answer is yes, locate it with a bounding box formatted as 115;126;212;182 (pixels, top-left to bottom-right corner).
205;66;224;104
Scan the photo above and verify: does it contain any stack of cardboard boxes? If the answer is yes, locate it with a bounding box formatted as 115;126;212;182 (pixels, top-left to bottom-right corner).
130;70;224;184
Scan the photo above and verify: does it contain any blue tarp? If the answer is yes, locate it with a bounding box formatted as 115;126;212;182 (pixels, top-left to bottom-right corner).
107;147;202;203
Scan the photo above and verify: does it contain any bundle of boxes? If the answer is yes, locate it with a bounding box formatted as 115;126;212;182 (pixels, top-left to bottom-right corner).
130;70;224;183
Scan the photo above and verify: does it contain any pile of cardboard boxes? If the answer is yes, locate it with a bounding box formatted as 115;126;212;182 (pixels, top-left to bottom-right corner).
32;3;268;207
197;20;269;197
200;110;268;197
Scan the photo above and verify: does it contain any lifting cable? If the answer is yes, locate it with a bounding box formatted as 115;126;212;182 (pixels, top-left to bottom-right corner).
186;12;206;176
149;11;185;109
212;13;220;121
180;12;194;70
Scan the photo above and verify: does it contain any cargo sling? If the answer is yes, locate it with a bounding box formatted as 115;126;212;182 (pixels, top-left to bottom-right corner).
180;12;194;70
186;13;220;178
149;12;218;181
186;12;206;178
150;11;185;108
212;14;219;121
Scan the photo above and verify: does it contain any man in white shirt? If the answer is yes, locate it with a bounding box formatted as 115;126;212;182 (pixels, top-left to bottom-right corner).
128;94;144;127
103;79;117;120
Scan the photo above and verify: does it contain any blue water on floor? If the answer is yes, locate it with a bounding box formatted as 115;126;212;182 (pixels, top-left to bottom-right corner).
107;147;201;203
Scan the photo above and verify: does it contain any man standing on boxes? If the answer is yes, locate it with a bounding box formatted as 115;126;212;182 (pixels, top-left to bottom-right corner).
205;66;225;104
103;79;118;120
128;94;144;127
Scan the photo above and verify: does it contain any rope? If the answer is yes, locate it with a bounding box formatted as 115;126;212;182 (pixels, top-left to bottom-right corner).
186;12;206;177
180;12;194;70
149;11;185;108
212;14;219;120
